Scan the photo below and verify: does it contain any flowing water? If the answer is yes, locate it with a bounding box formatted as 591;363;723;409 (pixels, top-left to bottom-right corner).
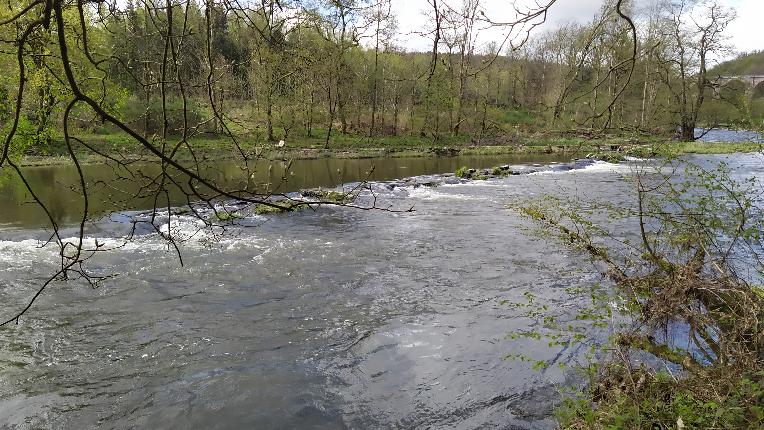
0;146;762;429
0;154;573;228
695;127;763;142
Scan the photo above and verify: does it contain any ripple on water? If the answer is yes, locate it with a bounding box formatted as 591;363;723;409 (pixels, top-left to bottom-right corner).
0;155;710;428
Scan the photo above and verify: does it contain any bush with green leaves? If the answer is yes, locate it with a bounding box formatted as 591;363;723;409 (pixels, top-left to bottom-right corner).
119;97;211;135
514;158;764;429
5;116;56;155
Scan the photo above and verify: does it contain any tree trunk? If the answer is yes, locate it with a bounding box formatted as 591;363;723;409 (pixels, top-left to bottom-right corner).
266;92;274;142
680;122;695;142
325;85;335;148
369;12;381;138
306;89;315;138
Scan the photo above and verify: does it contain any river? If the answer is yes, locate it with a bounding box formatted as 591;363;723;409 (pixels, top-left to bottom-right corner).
0;134;761;428
695;127;763;142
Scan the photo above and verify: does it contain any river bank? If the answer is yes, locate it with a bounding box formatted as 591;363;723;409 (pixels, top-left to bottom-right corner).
17;131;763;167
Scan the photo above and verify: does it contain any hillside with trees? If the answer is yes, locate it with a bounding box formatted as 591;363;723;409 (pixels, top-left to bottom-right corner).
710;50;764;76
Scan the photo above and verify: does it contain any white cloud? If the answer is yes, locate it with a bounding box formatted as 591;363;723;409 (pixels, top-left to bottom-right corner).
544;0;605;24
389;0;608;52
726;0;764;54
389;0;760;56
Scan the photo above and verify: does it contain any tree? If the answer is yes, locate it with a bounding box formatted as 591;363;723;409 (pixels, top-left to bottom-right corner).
656;0;735;141
366;0;394;137
519;158;764;428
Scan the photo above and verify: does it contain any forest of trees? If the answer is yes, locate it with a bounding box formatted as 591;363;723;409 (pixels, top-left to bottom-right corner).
0;0;761;160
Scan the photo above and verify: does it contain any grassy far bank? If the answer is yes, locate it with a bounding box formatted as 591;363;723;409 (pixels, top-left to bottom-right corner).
17;130;764;167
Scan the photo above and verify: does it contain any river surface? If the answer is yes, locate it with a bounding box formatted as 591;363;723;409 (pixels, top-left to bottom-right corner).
0;154;574;229
0;145;762;428
695;127;763;142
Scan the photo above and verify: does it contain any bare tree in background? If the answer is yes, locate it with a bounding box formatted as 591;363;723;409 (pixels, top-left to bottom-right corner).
655;0;735;141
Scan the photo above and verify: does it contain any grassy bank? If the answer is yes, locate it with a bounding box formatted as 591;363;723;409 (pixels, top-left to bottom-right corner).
17;131;763;167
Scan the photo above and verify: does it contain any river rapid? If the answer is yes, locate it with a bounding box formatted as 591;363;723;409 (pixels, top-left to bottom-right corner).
0;144;762;428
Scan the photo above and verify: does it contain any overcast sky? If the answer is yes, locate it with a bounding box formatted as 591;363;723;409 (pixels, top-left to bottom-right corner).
388;0;762;60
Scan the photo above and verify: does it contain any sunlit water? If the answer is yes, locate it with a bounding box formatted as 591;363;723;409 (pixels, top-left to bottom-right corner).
0;145;762;428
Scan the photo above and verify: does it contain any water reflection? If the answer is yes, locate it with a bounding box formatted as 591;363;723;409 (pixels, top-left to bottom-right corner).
0;154;574;228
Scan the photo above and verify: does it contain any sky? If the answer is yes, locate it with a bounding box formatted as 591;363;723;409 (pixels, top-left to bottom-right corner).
388;0;762;60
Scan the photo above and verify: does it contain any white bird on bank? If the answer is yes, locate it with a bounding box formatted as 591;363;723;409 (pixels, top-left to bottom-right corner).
276;140;285;148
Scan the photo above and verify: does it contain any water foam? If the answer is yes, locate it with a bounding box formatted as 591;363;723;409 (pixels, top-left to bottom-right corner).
529;160;631;176
407;187;482;201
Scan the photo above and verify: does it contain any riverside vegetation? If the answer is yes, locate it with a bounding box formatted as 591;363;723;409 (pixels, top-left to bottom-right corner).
441;152;764;427
513;159;764;429
2;0;764;169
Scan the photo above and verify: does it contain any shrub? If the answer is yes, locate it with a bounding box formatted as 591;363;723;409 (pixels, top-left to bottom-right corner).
516;159;764;429
455;166;470;178
120;97;211;135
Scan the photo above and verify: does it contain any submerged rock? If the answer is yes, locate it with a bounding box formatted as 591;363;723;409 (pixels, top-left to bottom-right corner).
585;152;626;163
254;201;310;215
300;189;354;203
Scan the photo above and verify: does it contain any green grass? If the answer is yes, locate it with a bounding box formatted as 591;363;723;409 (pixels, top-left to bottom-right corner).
663;141;763;155
558;368;764;430
17;128;763;167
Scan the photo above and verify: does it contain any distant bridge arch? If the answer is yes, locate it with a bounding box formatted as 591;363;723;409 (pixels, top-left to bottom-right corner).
716;75;764;88
754;80;764;98
712;75;764;99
